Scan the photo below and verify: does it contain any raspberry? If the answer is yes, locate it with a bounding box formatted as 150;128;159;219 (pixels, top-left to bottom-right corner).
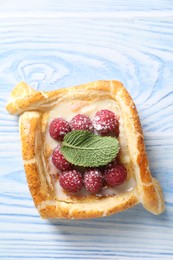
104;164;127;187
93;109;119;136
105;159;118;169
59;170;83;193
70;114;93;132
52;147;72;171
49;118;71;141
84;169;104;193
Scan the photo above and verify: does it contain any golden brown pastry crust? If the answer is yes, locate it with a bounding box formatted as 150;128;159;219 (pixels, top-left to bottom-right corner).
6;80;164;218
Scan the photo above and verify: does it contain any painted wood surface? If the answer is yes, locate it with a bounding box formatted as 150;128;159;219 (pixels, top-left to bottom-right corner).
0;1;173;259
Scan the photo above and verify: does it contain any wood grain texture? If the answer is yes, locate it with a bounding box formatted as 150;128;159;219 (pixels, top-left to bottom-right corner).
0;1;173;259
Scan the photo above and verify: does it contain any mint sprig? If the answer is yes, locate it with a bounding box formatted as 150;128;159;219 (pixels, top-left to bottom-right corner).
60;130;119;167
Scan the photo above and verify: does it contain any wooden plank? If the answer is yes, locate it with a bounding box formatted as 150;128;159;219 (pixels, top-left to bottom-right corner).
0;0;173;13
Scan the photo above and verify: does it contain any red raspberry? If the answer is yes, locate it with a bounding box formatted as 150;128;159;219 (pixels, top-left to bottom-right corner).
49;118;71;141
93;109;119;136
104;164;127;187
84;169;104;193
59;170;83;193
70;114;93;132
105;159;118;169
52;147;72;171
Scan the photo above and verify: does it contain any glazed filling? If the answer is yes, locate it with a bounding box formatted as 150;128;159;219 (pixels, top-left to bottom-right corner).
44;97;136;200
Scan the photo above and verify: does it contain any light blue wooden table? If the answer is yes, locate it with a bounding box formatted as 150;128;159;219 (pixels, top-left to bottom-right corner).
0;1;173;259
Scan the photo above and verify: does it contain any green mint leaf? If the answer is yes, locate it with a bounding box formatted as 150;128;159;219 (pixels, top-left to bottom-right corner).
60;130;119;167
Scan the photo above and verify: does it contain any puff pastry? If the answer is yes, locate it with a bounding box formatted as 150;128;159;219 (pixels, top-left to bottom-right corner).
6;80;164;218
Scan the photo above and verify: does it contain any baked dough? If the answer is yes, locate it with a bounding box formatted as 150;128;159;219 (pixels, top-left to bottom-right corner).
6;80;164;218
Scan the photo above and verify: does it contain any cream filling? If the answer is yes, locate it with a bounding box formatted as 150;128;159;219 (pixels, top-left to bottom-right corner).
53;176;136;201
44;97;136;200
